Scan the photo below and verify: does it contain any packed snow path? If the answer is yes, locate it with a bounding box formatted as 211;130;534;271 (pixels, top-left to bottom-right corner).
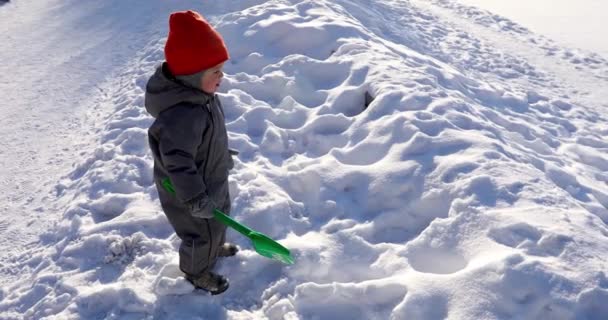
1;0;608;319
0;0;184;285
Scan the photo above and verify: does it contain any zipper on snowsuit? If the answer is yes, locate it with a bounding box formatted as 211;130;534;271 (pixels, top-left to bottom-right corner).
204;98;215;266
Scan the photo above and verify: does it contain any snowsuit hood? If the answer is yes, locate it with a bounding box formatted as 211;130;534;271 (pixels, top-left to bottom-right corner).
144;63;211;118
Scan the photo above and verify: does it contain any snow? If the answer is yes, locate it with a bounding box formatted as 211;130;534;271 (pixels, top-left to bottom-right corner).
454;0;608;59
1;0;608;319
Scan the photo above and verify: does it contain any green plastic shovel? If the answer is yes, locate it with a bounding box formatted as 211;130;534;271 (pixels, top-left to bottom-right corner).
162;178;294;265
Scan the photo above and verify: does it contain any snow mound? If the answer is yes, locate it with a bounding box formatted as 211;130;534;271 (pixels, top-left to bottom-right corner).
2;0;608;319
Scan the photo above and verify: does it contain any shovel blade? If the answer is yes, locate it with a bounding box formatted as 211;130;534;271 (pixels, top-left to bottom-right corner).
249;231;294;265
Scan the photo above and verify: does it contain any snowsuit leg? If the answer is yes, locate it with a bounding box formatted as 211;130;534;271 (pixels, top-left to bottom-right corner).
157;181;230;277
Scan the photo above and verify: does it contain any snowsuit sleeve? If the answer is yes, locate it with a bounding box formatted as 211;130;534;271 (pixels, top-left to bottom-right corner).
156;104;208;203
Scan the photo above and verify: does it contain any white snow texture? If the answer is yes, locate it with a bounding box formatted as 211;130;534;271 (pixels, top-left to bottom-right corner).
1;0;608;319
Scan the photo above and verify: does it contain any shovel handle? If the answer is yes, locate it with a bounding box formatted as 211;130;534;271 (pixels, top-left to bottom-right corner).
161;178;254;238
213;209;254;237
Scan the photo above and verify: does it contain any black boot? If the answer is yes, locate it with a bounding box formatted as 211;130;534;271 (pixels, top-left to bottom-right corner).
186;271;229;295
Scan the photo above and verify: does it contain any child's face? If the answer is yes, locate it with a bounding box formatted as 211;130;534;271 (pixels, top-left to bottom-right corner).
201;63;224;94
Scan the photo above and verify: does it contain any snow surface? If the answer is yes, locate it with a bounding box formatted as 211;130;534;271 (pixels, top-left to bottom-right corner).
1;0;608;319
455;0;608;59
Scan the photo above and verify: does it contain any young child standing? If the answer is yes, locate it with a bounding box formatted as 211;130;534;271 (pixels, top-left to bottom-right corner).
144;10;237;295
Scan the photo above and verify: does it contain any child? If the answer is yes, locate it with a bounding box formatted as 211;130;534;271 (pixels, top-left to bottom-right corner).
144;10;238;295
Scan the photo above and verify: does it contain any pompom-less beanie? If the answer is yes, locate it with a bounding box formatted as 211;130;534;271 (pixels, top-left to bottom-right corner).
164;10;229;76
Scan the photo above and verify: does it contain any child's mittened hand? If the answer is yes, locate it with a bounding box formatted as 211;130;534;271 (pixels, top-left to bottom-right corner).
187;194;217;219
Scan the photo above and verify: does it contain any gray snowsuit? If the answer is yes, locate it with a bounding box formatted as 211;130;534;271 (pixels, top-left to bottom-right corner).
145;63;234;277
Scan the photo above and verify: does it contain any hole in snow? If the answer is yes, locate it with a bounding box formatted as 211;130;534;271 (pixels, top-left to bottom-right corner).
407;248;468;274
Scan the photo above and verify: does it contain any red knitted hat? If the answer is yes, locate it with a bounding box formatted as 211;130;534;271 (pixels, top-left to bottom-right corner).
164;10;229;76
